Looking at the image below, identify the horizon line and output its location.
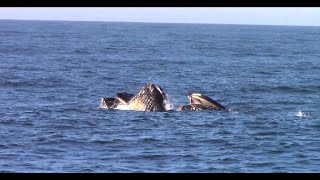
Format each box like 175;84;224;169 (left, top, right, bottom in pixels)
1;18;320;27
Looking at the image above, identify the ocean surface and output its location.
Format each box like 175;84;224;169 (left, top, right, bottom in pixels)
0;20;319;172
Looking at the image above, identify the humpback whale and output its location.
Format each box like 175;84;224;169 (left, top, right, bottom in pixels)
100;83;227;112
99;83;168;112
177;93;227;111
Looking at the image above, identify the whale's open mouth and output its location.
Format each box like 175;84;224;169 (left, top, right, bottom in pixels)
116;92;134;105
188;93;226;110
100;83;168;112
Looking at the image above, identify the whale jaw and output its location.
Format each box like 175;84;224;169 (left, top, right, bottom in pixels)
99;97;119;109
178;93;227;111
127;83;167;112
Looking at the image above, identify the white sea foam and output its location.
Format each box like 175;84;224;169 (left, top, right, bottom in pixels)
115;104;129;111
165;101;174;111
164;95;175;111
295;110;310;118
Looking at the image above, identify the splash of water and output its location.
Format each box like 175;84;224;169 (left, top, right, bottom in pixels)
164;94;175;111
115;104;129;111
295;110;310;118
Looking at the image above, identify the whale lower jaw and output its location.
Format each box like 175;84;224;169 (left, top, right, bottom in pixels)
127;103;166;112
126;99;147;111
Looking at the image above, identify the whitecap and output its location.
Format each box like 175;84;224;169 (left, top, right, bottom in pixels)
295;110;310;118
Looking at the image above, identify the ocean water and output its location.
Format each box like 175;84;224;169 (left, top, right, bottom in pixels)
0;20;319;172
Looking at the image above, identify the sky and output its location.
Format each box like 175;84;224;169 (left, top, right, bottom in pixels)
0;7;320;26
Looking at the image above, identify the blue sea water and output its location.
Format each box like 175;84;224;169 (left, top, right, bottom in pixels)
0;20;320;172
